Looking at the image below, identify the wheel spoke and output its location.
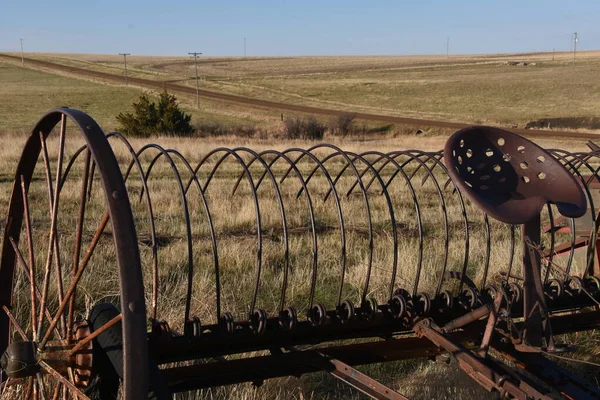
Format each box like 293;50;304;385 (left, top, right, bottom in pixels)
39;361;89;400
25;377;34;400
0;377;10;397
68;313;121;356
2;305;27;341
52;117;67;337
50;382;61;400
39;211;110;349
38;122;68;339
37;373;47;400
9;237;61;339
67;149;91;343
21;175;38;341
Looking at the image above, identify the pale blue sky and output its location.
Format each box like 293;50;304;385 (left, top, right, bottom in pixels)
1;0;598;56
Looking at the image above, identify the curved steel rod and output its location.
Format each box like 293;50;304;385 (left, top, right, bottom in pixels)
137;144;195;326
164;148;220;320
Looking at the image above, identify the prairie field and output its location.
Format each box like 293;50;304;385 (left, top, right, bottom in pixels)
1;51;600;399
14;50;600;130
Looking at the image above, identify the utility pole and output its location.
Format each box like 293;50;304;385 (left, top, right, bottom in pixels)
446;36;449;58
119;53;130;86
20;38;24;66
552;48;555;61
244;37;247;59
573;32;578;66
188;52;202;108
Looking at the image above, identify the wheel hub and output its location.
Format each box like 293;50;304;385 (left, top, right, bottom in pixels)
1;341;40;378
1;321;93;385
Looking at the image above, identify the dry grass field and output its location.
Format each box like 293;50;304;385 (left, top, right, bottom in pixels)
1;52;600;399
1;127;599;399
16;50;600;131
0;61;271;133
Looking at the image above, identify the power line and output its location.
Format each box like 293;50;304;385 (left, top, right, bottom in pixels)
119;53;130;86
188;52;202;108
573;32;578;66
20;38;24;67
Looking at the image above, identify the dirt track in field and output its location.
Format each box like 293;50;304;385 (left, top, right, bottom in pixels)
2;53;599;140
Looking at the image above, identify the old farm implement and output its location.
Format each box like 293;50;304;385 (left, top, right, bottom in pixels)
1;108;600;399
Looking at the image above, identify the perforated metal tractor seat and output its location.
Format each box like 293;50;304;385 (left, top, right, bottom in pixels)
444;126;587;225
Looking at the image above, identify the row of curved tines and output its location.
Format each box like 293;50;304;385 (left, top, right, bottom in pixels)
74;135;600;334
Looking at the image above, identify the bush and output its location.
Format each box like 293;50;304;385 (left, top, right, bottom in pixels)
117;92;193;137
332;112;356;137
195;121;257;138
284;116;327;140
283;117;304;139
303;116;327;140
195;121;229;137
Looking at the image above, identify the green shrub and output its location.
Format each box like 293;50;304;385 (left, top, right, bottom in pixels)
117;92;193;137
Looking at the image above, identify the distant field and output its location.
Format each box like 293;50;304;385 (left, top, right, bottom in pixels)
0;61;276;133
17;51;600;129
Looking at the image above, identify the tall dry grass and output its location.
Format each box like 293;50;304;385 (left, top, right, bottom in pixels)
1;128;598;399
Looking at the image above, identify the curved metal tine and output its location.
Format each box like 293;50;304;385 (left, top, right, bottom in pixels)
332;150;389;305
316;152;368;202
20;175;38;341
373;152;425;297
417;151;445;186
544;204;556;284
106;132;159;320
185;147;257;197
277;147;352;204
384;150;460;297
229;155;264;197
37;119;66;339
353;152;400;301
505;224;516;282
408;150;454;290
58;144;88;193
480;213;492;291
224;148;338;309
302;144;373;306
66;148;91;343
256;149;317;312
137;144;194;327
165;148;220;320
548;149;597;279
191;148;262;317
359;151;443;197
230;147;290;316
398;150;451;296
582;153;600;275
565;150;600;276
403;150;444;187
280;148;345;309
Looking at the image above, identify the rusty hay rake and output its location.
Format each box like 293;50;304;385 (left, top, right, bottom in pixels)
1;108;600;399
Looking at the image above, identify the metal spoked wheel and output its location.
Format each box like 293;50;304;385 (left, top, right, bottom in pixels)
0;109;148;399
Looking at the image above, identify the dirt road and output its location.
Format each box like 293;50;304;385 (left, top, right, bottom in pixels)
1;53;598;139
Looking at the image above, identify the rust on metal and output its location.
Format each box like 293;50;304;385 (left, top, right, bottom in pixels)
1;109;600;399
